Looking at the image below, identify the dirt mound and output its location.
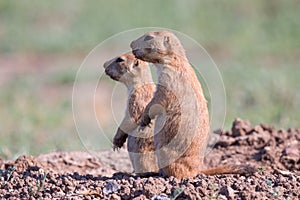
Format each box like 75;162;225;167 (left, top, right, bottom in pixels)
205;118;300;173
0;119;299;199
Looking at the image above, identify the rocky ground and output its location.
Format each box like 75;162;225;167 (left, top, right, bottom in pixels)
0;119;299;199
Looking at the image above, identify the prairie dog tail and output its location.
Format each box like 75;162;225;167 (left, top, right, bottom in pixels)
200;165;257;176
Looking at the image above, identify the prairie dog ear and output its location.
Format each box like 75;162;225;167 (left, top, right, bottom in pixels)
163;36;170;47
133;59;139;68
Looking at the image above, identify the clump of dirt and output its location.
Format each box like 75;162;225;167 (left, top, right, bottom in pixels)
0;119;299;199
205;118;300;173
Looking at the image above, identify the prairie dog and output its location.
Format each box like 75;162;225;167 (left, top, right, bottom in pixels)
103;53;158;174
131;30;256;178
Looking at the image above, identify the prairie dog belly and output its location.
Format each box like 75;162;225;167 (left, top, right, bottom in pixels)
127;121;157;173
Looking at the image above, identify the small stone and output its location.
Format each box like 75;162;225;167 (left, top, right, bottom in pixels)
103;181;120;195
219;186;235;199
218;194;228;200
133;194;147;200
111;193;121;200
274;169;293;176
151;194;170;200
253;125;263;133
231;118;252;137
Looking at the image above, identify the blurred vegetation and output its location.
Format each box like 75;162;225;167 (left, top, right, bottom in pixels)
0;0;299;158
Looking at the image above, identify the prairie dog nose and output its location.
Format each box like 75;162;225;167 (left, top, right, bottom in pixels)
130;40;138;50
104;66;110;73
103;60;110;69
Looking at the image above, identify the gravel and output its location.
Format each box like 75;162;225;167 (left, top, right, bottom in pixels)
0;119;299;199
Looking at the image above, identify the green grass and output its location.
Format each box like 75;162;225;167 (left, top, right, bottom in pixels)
223;63;300;130
0;1;299;157
0;73;82;159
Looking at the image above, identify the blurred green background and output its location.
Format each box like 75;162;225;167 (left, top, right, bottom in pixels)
0;0;299;159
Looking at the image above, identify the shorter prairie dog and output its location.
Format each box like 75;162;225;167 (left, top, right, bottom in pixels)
103;53;158;174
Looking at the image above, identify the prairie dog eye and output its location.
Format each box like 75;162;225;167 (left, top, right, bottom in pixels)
144;35;154;41
116;57;125;63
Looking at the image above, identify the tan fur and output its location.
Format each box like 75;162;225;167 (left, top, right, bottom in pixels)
131;31;210;178
131;30;256;178
200;165;257;175
103;53;158;173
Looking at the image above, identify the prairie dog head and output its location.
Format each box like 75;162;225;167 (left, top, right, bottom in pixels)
130;30;186;64
103;53;151;86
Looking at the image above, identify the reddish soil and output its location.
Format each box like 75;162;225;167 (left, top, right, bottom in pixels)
0;119;299;199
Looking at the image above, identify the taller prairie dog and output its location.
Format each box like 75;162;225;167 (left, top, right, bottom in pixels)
103;53;158;174
131;30;256;178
